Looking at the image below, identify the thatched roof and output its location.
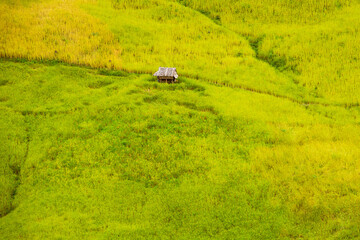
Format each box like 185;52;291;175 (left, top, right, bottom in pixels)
153;67;178;78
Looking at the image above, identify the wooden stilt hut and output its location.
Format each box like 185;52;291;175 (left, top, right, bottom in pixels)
153;67;178;83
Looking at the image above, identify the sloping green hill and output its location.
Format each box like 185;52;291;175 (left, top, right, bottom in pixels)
1;0;360;239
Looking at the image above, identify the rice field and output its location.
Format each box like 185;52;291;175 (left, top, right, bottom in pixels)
1;0;360;238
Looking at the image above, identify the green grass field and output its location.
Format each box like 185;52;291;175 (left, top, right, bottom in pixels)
1;0;360;239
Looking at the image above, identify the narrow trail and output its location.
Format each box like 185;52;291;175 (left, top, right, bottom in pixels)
17;108;83;116
195;76;360;108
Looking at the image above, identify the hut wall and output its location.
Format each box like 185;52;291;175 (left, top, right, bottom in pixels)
157;76;176;83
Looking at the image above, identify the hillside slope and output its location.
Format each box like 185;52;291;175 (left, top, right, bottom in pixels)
1;0;360;239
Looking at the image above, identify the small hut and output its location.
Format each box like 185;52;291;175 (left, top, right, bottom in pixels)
153;67;178;83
